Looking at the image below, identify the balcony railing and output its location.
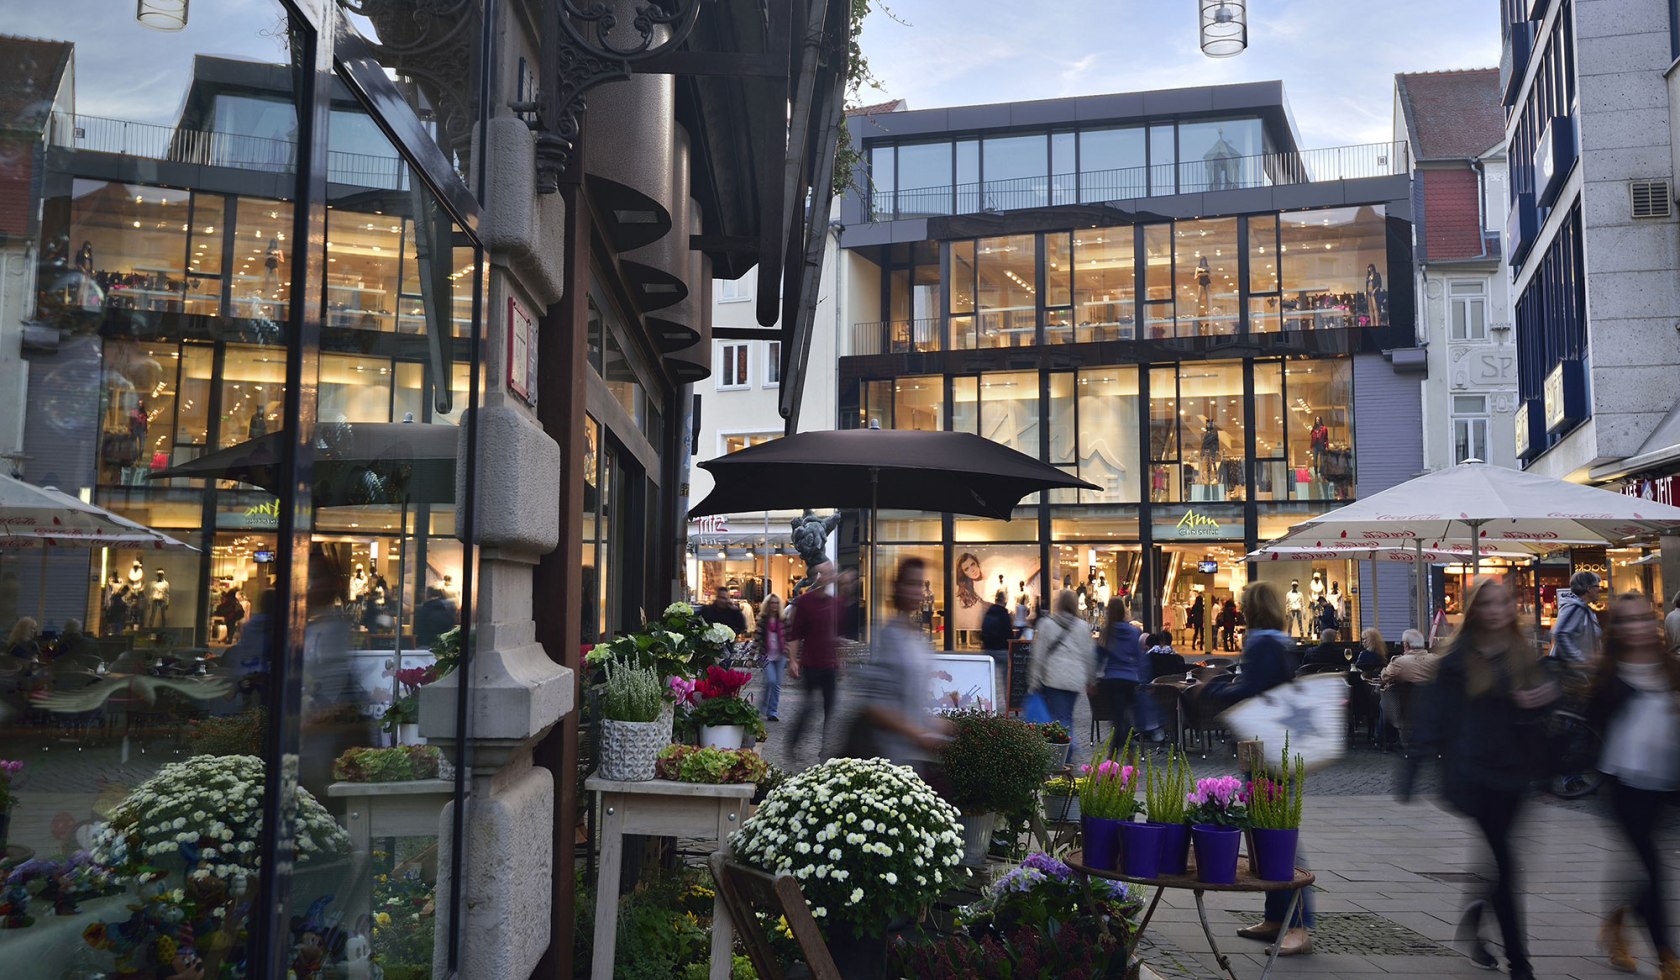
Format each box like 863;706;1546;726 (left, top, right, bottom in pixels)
48;112;408;190
849;318;941;356
871;140;1410;220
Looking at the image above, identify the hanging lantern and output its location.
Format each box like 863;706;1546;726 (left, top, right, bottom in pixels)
1199;0;1247;58
136;0;189;30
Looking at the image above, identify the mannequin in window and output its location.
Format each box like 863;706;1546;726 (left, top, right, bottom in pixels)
262;238;283;296
128;558;146;590
75;241;94;277
148;569;171;628
1200;420;1221;485
1364;263;1384;326
249;406;269;440
1195;256;1212;332
1287;580;1306;636
349;564;369;602
1310;572;1325;600
440;574;459;604
1310;415;1330;478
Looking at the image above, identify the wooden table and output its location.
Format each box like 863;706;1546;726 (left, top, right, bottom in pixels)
586;775;756;980
327;778;454;922
1067;849;1314;980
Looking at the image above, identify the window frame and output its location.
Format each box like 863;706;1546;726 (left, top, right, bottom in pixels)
764;340;782;387
1452;394;1491;463
1449;279;1489;341
716;342;751;390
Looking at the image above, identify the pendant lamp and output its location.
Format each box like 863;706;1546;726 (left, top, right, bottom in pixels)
136;0;189;30
1199;0;1247;58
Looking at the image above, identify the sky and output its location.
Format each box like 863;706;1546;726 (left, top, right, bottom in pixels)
853;0;1502;148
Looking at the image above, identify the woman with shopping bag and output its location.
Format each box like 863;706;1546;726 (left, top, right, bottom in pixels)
1027;589;1096;758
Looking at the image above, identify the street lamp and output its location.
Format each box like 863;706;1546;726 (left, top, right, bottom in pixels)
136;0;189;30
1199;0;1247;58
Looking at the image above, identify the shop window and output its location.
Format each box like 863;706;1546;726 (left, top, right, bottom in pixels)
950;376;978;434
894;375;944;431
1450;280;1488;340
1178;361;1245;502
220;343;288;448
1174;218;1238;337
1248;214;1281;334
862;379;891;429
1077;367;1141;504
60;180;203;317
1280;206;1388;330
231;196;294;321
980;371;1039;458
1047;373;1076;503
951;544;1037;649
320;353;395;423
1073;229;1135;342
718;342;749;389
1078;126;1146;201
724;431;779;454
326;207;402;331
1253;360;1286;500
1141;224;1174;338
1148;366;1180;502
1044;232;1072;309
1286;358;1356;500
975;235;1036;348
1454;395;1490;463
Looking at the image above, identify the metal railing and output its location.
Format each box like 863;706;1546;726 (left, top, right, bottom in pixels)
873;140;1410;220
49;112;408;190
848;318;941;356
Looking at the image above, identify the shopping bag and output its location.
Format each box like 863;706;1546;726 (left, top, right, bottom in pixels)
1022;690;1053;725
1219;674;1346;773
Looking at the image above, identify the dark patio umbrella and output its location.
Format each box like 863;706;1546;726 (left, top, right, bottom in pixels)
151;421;457;506
688;429;1098;521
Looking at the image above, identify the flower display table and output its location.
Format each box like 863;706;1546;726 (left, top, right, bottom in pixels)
585;774;755;980
1067;849;1314;980
326;778;453;923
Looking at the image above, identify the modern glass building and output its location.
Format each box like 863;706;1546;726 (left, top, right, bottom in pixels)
835;83;1424;649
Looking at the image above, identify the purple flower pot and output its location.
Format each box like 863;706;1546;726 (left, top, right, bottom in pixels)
1119;821;1166;879
1250;827;1300;882
1157;822;1191;875
1081;816;1124;872
1191;824;1241;885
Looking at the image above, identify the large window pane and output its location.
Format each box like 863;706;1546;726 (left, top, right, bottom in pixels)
950;240;976;314
1178;118;1266;192
1286;358;1355;500
897;141;953;216
1142;224;1174;338
1254;360;1285;500
976;234;1036;348
1074;229;1135;342
326;205;403;332
1079;126;1146;201
980;370;1039;457
1174;218;1238;337
1149;124;1175;195
951;376;979;434
870;144;895;218
952;545;1041;649
1179;361;1246;501
1051;131;1077;206
1077;367;1141;503
1149;365;1180;502
956;139;980;213
983;134;1048;210
894;375;944;431
1280;205;1389;330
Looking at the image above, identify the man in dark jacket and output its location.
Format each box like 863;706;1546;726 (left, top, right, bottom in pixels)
981;590;1014;704
414;587;457;648
1302;629;1346;668
698;585;748;636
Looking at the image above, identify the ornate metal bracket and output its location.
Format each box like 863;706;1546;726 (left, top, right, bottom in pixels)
535;0;705;193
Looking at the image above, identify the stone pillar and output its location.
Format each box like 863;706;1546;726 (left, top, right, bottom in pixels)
418;106;572;979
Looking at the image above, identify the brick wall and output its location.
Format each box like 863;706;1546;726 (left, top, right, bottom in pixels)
1421;167;1486;260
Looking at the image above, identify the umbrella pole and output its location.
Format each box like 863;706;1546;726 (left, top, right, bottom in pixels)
37;547;47;625
1532;555;1544;655
1414;537;1427;635
1369;556;1380;634
1468;520;1485;577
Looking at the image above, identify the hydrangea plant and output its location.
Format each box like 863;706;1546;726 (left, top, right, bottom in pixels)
584;601;735;680
730;757;963;938
90;754;349;881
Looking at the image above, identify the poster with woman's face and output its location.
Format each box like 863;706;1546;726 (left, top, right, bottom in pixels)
951;545;1042;632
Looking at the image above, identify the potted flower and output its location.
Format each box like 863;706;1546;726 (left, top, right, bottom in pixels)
1033;721;1073;768
654;745;769;785
1144;746;1194;874
596;660;670;781
1076;753;1140;873
332;745;444;783
0;759;20;853
1185;775;1248;884
939;710;1055;866
1040;775;1080;824
730;757;964;979
585;602;737;682
384;665;438;745
1246;737;1306;882
688;666;766;749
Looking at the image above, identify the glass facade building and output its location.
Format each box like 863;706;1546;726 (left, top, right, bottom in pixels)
839;86;1417;651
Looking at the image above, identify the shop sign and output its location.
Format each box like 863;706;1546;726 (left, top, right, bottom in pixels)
1515;401;1532;458
227;499;279;529
690;514;729;544
1619;474;1677;507
507;297;537;407
1157;508;1224;539
1543;360;1585;434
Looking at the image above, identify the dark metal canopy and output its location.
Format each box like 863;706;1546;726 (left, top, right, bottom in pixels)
688;429;1100;521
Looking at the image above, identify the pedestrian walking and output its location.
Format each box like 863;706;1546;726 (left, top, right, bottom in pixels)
1588;593;1680;978
1197;580;1314;955
757;594;787;722
980;589;1014;702
1095;597;1145;739
847;557;952;769
786;565;842;761
1187;593;1205;650
699;584;748;636
1663;589;1680;655
1218;598;1240;652
1550;570;1603;665
1404;577;1558;980
1027;589;1097;756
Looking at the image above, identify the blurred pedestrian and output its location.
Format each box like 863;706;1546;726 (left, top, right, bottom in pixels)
1405;577;1557;980
1095;597;1145;739
1199;581;1313;955
5;617;42;663
216;588;246;644
53;619;96;663
1664;589;1680;655
414;586;456;648
1218;598;1240;652
850;557;951;769
981;589;1013;699
1027;589;1096;754
1588;593;1680;977
787;565;842;761
757;593;786;722
1187;594;1205;650
1354;628;1388;675
699;584;748;636
1551;570;1603;665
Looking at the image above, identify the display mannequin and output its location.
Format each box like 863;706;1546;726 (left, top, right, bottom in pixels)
1329;581;1345;625
1286;580;1306;636
262;238;283;293
440;574;459;604
249;408;269;440
349;564;369;602
1195;256;1211;329
1200;421;1221;486
128;558;145;590
76;241;94;276
1310;572;1325;601
148;569;171;627
1364;263;1384;326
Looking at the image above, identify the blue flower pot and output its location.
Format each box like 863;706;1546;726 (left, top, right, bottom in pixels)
1157;821;1192;875
1119;820;1166;879
1251;827;1300;882
1081;816;1124;872
1191;824;1241;885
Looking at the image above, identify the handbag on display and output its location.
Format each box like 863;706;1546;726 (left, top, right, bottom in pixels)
1219;674;1347;773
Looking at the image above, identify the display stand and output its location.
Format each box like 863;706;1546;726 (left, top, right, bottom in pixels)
327;778;453;924
586;775;756;980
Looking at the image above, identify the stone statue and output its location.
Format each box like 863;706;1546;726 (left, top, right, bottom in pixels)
790;510;841;588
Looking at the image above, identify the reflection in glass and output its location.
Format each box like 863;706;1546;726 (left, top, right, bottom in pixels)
950;376;978;434
1078;126;1146;201
950;544;1038;649
979;371;1038;458
983;135;1048;210
896;141;952;216
1286;358;1355;500
1177;119;1265;192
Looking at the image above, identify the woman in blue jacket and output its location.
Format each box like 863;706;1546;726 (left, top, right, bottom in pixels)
1095;598;1145;742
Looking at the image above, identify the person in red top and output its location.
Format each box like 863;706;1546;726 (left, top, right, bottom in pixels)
787;563;842;762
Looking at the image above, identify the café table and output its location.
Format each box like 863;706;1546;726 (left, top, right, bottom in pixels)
1066;849;1314;980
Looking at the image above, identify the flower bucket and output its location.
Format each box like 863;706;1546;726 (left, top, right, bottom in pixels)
1191;824;1241;885
397;723;423;746
1158;822;1191;875
1081;816;1124;872
699;725;745;750
1119;821;1166;880
1250;827;1299;882
1041;791;1080;824
1047;741;1073;768
598;715;672;781
958;812;998;866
